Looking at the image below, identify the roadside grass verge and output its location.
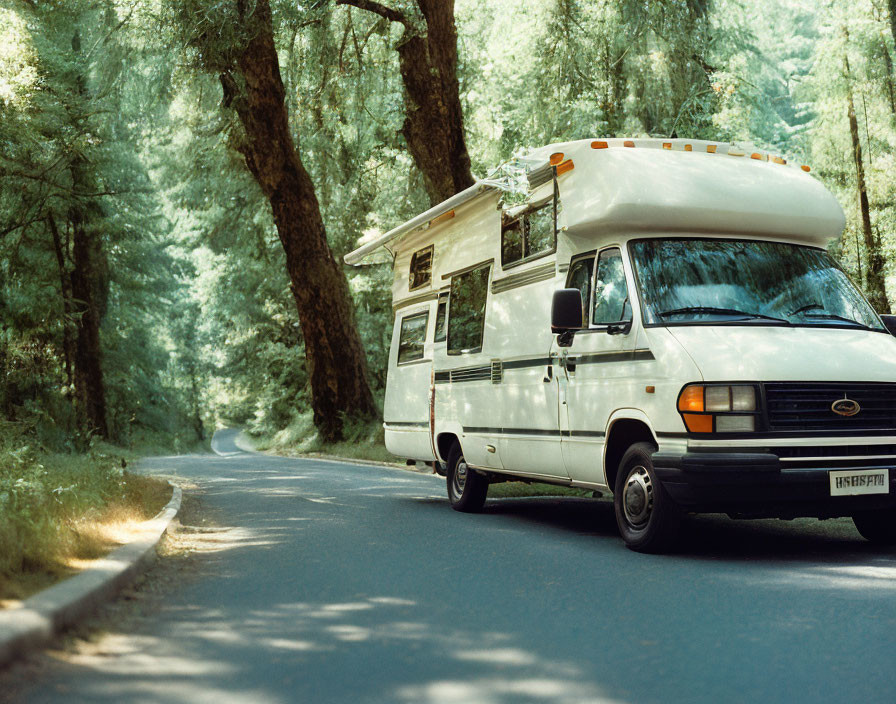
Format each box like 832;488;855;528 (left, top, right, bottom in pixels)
251;414;396;464
488;482;595;499
0;425;172;603
250;415;601;500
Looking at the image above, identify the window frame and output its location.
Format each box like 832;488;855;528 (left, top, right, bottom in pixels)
565;252;596;328
500;196;558;271
591;246;632;327
408;245;434;292
447;262;492;356
396;310;430;365
434;294;449;343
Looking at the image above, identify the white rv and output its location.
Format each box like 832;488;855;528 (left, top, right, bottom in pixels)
345;138;896;552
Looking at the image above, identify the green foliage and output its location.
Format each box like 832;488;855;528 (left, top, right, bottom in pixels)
0;421;137;579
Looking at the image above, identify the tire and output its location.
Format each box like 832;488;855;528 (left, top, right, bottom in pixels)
852;508;896;545
446;443;488;512
613;442;681;553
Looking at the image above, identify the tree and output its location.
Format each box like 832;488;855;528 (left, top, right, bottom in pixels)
336;0;475;205
168;0;376;440
843;27;891;313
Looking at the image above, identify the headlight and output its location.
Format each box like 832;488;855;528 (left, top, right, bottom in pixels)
677;384;759;433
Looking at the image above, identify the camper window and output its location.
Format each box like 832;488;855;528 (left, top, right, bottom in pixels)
435;296;448;343
448;264;491;355
409;245;434;291
566;256;595;327
397;311;429;364
501;203;556;268
593;248;631;325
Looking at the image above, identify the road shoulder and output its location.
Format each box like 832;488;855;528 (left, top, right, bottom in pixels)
0;484;182;668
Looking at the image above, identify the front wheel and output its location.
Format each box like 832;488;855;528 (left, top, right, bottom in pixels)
852;508;896;545
614;442;681;553
446;443;488;512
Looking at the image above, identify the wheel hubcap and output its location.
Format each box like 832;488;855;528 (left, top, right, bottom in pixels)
453;460;468;496
622;465;653;528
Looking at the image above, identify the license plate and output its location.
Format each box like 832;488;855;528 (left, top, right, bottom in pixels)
829;469;890;496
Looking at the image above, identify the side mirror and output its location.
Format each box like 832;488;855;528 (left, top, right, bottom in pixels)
881;314;896;336
552;288;584;347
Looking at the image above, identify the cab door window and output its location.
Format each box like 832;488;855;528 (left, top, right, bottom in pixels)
593;248;632;325
566;256;595;327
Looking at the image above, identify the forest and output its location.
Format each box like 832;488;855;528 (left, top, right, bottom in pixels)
1;0;895;457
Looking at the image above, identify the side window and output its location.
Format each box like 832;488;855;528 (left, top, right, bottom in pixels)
397;311;429;364
434;296;448;343
409;245;433;291
501;203;556;268
566;256;595;327
593;248;632;325
501;219;524;265
447;263;491;355
526;206;554;258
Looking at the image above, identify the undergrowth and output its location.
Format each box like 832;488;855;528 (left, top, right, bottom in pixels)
0;422;172;601
252;413;395;463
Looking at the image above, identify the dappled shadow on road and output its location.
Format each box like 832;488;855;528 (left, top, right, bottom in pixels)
5;594;628;704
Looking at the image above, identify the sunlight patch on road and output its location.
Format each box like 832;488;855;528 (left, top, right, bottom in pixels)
452;648;537;666
321;601;375;613
394;677;627;704
262;637;320;652
326;624;371;642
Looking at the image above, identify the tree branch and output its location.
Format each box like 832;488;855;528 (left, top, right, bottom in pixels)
336;0;408;26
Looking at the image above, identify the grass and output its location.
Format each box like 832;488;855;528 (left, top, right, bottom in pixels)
488;482;597;499
251;413;397;464
251;414;602;499
0;424;172;603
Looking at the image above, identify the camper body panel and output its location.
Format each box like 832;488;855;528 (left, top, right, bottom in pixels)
363;139;896;544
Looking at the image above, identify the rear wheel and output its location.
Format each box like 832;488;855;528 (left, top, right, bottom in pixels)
852;508;896;545
614;442;681;553
446;443;488;512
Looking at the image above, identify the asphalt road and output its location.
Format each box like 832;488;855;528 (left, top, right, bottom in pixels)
4;428;895;703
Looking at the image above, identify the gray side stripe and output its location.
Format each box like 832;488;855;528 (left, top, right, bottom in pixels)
434;349;654;383
491;262;556;294
464;426;606;438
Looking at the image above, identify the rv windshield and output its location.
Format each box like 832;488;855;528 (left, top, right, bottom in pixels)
629;238;886;331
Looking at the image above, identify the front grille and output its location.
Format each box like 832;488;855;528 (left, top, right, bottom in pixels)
765;383;896;432
775;445;896;459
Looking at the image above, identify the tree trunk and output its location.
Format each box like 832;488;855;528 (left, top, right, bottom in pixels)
68;30;109;438
880;35;896;116
844;44;891;313
338;0;475;206
221;0;376;441
48;214;75;388
889;0;896;48
69;211;109;438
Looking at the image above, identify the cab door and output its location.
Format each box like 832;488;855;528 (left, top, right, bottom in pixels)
560;247;636;484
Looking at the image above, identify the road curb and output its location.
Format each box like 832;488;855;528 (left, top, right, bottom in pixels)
0;482;183;668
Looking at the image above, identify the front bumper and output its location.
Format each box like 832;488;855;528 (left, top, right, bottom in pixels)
652;451;896;518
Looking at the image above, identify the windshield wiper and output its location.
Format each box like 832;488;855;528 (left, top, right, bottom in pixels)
657;306;788;323
795;313;874;329
788;303;873;329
